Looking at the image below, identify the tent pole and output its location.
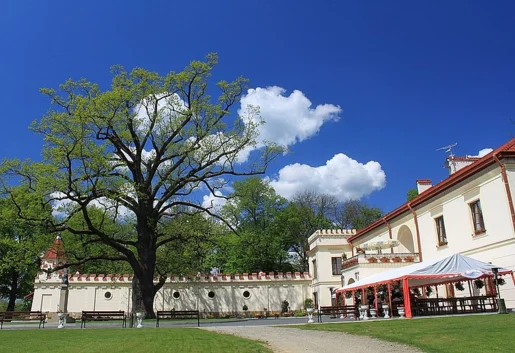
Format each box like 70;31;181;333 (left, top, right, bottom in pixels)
387;282;393;314
403;278;412;318
436;284;439;299
362;288;365;306
467;280;473;296
374;286;378;314
511;272;515;286
487;276;496;297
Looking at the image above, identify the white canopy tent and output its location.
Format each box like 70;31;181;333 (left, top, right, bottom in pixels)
335;253;514;318
336;253;513;292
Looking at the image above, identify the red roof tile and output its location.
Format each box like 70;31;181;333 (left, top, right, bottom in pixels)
43;236;66;260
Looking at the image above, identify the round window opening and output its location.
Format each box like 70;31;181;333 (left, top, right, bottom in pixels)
104;291;112;300
208;291;215;298
173;291;180;299
243;290;250;298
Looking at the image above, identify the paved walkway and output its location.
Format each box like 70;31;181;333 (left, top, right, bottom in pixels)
203;325;421;353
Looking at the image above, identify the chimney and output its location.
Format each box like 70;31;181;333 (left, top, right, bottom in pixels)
445;156;479;175
416;179;432;194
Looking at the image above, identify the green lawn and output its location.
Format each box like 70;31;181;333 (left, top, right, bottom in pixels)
293;314;515;353
0;328;272;353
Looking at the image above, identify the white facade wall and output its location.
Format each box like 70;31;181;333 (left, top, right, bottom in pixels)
32;273;311;317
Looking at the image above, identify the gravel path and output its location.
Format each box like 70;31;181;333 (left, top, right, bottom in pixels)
203;325;422;353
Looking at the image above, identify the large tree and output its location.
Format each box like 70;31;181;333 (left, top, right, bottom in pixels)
0;54;280;316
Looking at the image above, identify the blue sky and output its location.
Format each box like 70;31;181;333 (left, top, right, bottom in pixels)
1;0;515;213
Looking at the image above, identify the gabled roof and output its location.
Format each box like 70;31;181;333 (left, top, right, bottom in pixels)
348;138;515;243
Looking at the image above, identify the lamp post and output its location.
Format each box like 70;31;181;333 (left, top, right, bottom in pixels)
492;267;507;314
58;267;69;328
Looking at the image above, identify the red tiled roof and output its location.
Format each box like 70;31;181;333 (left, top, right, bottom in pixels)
416;179;432;184
348;138;515;242
43;236;66;260
452;156;480;161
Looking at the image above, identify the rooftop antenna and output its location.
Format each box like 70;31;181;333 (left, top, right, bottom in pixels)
437;143;458;173
436;142;457;158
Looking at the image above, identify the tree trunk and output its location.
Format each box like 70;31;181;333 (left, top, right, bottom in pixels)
131;274;157;319
7;268;19;311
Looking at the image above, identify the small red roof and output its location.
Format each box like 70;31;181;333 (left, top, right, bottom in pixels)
43;236;66;260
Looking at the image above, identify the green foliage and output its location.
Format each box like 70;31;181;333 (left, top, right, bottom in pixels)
217;177;292;273
407;189;418;202
281;300;289;313
242;304;248;311
0;195;53;310
304;298;314;309
0;54;282;315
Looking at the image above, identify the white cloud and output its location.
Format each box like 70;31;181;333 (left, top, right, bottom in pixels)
238;86;341;161
268;153;386;202
201;191;228;214
468;148;493;158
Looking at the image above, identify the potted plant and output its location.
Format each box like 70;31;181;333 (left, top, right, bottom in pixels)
392;256;402;263
405;256;415;262
474;279;484;289
495;278;506;286
425;286;433;297
57;309;67;329
345;291;352;299
304;299;314;323
281;300;289;314
397;305;406;318
455;282;465;291
367;257;378;263
380;257;390;263
412;288;421;296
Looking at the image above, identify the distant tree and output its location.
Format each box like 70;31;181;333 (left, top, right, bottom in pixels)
0;194;52;311
407;188;418;202
274;191;334;272
333;200;383;230
220;177;291;273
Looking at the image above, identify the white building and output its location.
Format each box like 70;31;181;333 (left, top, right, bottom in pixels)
31;138;515;315
32;237;311;317
338;138;515;308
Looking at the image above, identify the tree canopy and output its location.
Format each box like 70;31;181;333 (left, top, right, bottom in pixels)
0;53;281;315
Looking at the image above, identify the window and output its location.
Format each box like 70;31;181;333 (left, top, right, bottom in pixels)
312;260;318;279
173;291;180;299
208;291;215;298
331;257;342;275
435;216;447;245
470;200;486;235
104;291;112;300
243;290;250;298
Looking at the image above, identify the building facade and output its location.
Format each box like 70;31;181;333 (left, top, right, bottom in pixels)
31;138;515;315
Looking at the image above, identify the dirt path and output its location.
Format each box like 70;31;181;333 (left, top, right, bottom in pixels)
203;325;422;353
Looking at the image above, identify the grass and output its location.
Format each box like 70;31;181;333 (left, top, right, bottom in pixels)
293;314;515;353
0;328;272;353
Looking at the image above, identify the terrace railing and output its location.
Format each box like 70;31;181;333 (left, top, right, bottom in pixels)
342;252;420;270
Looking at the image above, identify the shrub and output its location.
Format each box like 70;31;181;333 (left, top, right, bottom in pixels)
304;298;314;309
281;300;289;313
242;304;248;311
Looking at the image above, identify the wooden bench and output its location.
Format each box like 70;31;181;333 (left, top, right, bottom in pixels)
81;310;126;328
156;310;200;327
0;311;46;329
318;305;358;322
